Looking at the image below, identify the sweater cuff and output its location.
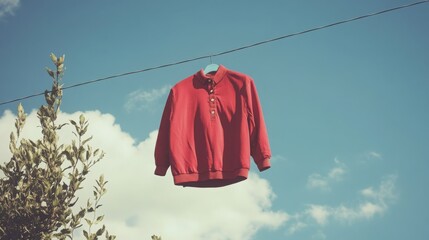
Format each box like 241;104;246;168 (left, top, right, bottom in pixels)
155;166;169;176
256;158;271;172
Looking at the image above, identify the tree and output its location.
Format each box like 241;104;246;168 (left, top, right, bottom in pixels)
0;53;115;240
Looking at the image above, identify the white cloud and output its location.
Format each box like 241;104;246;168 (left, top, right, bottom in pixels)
0;0;20;18
287;221;307;235
307;205;330;225
306;158;346;191
124;85;170;112
328;166;345;180
270;154;287;163
285;174;397;236
0;109;288;240
307;175;397;225
360;175;397;202
369;151;382;159
365;151;383;160
360;202;384;218
361;187;377;198
332;203;381;222
307;174;329;191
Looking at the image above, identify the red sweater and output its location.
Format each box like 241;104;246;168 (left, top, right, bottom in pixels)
154;65;271;187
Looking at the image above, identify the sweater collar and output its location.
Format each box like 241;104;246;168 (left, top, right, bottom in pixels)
197;65;227;84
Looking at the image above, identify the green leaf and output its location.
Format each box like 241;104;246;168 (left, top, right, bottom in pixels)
78;208;86;218
17;103;25;118
79;149;86;162
93;149;100;156
10;132;16;143
50;52;58;63
85;218;92;226
80;125;88;136
95;215;104;224
58;54;65;64
69;197;79;207
46;67;55;78
79;114;85;126
70;120;77;126
61;228;71;234
57;123;68;130
99;175;105;185
96;225;105;236
82;165;89;175
82;136;93;146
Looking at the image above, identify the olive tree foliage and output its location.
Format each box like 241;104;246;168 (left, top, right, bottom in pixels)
0;54;115;240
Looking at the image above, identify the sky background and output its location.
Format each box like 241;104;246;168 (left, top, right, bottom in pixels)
1;0;429;239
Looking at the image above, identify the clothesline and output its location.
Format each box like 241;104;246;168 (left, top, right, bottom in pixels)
1;0;428;107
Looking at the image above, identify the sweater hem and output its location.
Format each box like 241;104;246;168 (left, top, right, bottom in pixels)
173;168;249;188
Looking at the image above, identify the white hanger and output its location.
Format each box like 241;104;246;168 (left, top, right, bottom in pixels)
204;55;219;75
204;63;219;75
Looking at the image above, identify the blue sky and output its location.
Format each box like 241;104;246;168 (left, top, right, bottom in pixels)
1;1;429;239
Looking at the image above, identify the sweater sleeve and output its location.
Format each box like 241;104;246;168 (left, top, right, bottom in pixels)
247;79;272;172
154;90;174;176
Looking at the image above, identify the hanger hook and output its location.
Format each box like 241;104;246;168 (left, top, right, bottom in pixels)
209;55;213;64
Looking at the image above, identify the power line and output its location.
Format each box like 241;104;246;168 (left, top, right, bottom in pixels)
1;0;428;107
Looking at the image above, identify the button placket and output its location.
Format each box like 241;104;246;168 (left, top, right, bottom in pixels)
207;79;216;119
